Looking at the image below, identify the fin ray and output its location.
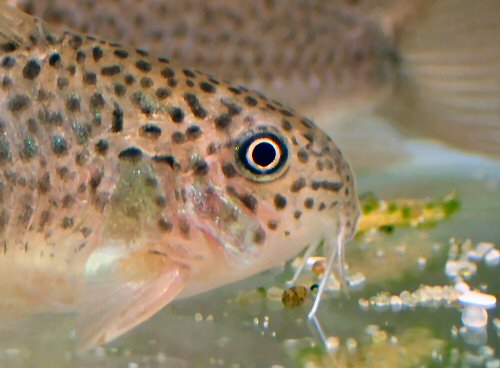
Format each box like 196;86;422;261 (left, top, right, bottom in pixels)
380;0;500;156
77;249;187;351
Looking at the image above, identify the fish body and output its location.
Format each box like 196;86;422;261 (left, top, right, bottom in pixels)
15;0;500;162
0;5;359;348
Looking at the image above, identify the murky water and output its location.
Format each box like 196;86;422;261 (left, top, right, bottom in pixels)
0;139;498;367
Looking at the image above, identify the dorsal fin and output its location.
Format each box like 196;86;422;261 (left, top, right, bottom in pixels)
0;2;58;50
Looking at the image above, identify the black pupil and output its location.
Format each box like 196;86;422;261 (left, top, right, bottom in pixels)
252;141;277;167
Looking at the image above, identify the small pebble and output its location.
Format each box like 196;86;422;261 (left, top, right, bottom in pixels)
345;338;357;353
282;286;307;307
325;336;339;352
461;306;488;329
458;291;496;309
484;248;499;266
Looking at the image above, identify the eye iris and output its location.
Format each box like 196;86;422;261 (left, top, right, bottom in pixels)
252;141;277;167
236;130;289;181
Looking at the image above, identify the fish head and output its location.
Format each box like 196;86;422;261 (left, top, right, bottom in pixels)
181;88;360;276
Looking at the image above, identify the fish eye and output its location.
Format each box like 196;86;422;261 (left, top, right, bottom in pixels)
236;130;290;181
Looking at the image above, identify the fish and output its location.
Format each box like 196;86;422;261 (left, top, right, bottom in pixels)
0;4;360;350
13;0;500;167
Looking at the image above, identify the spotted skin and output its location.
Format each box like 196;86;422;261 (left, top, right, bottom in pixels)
0;5;359;348
14;0;404;111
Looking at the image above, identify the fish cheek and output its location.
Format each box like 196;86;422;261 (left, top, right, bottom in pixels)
186;181;264;260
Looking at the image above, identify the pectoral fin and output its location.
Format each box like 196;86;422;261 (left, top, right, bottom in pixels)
77;249;188;351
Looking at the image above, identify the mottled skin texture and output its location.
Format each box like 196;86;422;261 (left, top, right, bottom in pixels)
0;6;359;348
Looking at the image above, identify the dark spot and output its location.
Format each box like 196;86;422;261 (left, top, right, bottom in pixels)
301;118;314;129
101;65;121;76
89;170;103;190
169;107;184;123
124;74;135;85
51;135;69;156
136;49;149;57
76;50;86;63
0;139;10;164
319;202;326;211
118;147;143;162
297;149;309;163
83;72;97;85
199;81;216;93
253;227;266;244
0;209;9;233
214;113;231;130
303;132;314;143
8;94;30;112
311;180;343;192
1;42;18;52
155;87;170;100
95;139;108;155
81;227;92;238
172;131;186;144
158;57;169;63
69;35;83;50
90;93;105;109
22;136;37;160
227;186;258;212
17;203;33;226
266;103;276;111
111;105;124;132
1;76;12;90
72;122;91;144
62;194;75;208
280;109;293;117
184;93;207;118
161;67;175;79
221;99;242;115
75;149;90;166
131;91;154;115
57;76;69;90
114;49;129;58
135;59;152;72
158;218;172;232
22;60;41;80
222;162;237;178
1;56;15;69
152;155;179;170
192;159;209;176
183;69;196;78
64;63;76;75
48;53;61;67
66;95;81;112
185;125;202;140
186;79;195;88
62;217;74;229
140;123;162;138
274;194;287;209
267;220;278;230
179;218;190;237
304;198;314;209
281;120;292;131
92;46;103;62
293;210;302;219
167;78;178;88
155;195;167;207
244;96;258;106
291;177;307;192
207;142;217;155
228;86;242;95
140;77;153;88
114;83;126;96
